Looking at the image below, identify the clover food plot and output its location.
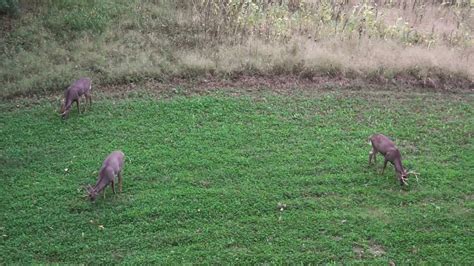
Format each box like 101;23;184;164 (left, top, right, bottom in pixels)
1;90;472;263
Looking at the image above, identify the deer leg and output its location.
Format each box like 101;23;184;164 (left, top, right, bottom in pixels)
382;159;388;175
118;171;123;193
76;100;81;114
111;181;115;194
369;149;377;165
84;94;91;112
82;96;87;113
103;188;106;199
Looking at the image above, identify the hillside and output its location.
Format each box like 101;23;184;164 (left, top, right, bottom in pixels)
1;0;473;98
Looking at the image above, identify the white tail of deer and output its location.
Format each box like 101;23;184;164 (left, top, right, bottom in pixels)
60;78;92;119
86;151;125;201
368;134;418;186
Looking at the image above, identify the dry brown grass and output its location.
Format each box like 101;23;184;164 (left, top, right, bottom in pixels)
180;36;474;81
0;0;472;98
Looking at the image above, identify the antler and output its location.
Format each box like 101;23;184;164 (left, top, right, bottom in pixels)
82;185;94;194
400;176;409;186
407;170;420;184
80;185;90;198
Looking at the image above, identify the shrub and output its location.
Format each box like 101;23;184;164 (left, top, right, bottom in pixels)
0;0;19;16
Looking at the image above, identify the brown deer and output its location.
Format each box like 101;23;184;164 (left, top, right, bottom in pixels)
369;134;417;186
60;78;92;119
86;151;125;201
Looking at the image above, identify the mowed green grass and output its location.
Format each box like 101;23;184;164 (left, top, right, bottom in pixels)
1;90;473;263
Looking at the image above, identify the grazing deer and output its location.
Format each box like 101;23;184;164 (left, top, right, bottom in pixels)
369;134;417;186
86;151;125;201
60;78;92;119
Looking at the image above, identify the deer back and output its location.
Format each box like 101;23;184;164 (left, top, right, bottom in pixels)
370;134;397;155
63;78;92;110
98;151;125;183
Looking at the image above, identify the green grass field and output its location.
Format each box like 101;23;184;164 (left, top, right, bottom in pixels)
1;88;473;263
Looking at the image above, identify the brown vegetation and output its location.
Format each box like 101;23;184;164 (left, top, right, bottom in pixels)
0;0;472;98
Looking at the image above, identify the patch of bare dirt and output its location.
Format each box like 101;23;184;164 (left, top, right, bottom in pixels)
163;74;473;94
368;243;386;257
353;241;387;259
353;246;365;259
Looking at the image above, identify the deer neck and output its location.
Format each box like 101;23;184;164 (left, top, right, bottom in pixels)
63;100;71;110
64;90;77;109
394;158;405;174
93;175;109;193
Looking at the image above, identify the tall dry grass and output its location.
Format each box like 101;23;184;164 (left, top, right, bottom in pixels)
0;0;472;97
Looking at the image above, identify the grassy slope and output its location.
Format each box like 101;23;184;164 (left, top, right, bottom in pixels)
1;89;473;263
1;1;473;98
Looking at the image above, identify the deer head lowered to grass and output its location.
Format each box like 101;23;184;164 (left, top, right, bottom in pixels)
368;134;419;186
86;151;125;201
60;78;92;119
